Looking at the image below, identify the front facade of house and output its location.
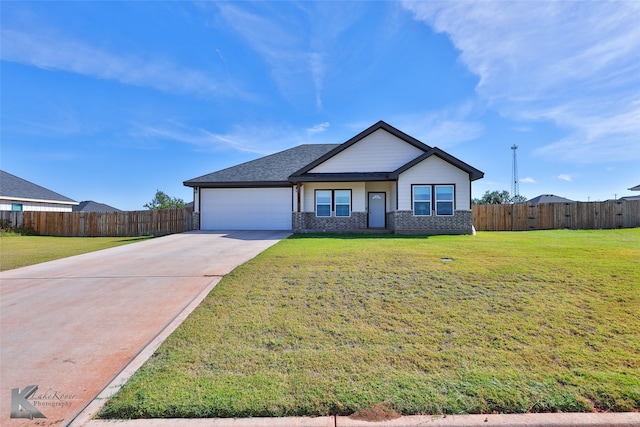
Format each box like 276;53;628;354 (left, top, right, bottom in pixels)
184;121;483;234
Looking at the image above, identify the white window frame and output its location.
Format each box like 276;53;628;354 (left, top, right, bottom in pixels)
315;190;332;217
412;185;432;216
435;185;455;216
334;190;351;217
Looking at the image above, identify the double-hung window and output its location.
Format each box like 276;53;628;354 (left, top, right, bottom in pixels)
316;190;332;217
435;185;454;216
334;190;351;217
413;185;432;216
315;190;351;217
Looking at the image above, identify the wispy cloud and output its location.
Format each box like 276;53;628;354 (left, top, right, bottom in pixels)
520;177;536;184
558;174;573;182
387;103;484;148
401;1;640;163
306;122;330;135
131;121;312;155
216;3;362;110
1;28;244;99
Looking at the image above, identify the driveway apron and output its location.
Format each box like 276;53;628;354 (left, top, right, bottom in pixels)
1;231;290;426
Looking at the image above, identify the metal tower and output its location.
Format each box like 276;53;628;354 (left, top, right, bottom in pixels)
511;144;519;201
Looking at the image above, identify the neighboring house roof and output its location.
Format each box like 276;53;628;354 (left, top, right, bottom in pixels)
527;194;574;203
0;170;77;204
73;201;121;212
185;120;484;187
618;195;640;201
184;144;338;188
629;184;640;191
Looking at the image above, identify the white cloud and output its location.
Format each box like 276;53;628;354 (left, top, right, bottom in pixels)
0;28;243;99
216;3;362;110
401;1;640;163
558;174;573;182
306;122;330;135
131;121;311;155
520;177;536;184
388;103;484;147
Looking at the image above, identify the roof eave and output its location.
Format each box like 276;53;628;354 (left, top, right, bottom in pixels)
184;181;292;189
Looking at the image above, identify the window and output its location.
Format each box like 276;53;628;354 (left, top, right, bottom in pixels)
413;185;455;216
316;190;331;217
413;185;431;216
315;189;352;217
435;185;454;215
334;190;351;217
11;203;23;211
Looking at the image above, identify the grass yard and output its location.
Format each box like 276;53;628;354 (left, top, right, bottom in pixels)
100;229;640;418
0;233;153;271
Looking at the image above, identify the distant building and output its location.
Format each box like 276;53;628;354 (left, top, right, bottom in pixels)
527;194;574;204
618;195;640;201
0;170;78;212
73;201;121;213
629;184;640;191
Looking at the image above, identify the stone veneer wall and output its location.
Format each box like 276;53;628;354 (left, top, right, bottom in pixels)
388;210;473;235
292;212;367;233
192;211;200;230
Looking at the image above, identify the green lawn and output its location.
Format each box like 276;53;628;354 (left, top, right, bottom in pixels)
100;229;640;418
0;233;153;271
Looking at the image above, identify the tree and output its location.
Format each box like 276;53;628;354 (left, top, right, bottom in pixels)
144;190;186;210
473;190;527;205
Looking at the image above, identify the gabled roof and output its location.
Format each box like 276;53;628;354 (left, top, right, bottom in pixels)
289;121;431;178
73;201;121;212
629;184;640;191
0;170;77;204
184;144;339;188
527;194;574;204
185;121;484;187
389;147;484;181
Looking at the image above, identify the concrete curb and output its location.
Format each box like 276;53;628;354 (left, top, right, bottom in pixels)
68;277;222;427
81;412;640;427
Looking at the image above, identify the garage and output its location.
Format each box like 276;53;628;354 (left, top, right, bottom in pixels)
200;187;292;230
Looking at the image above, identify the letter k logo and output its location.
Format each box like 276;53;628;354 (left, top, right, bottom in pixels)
11;385;46;419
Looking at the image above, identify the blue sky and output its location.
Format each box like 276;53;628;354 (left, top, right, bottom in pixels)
2;1;639;210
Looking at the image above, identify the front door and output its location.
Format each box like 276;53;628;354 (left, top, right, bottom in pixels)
368;192;386;228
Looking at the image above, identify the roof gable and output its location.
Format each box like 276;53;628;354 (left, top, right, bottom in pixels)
527;194;574;203
0;170;77;204
290;121;431;176
390;147;484;181
73;201;121;212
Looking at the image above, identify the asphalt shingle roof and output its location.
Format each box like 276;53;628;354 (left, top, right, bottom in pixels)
0;170;77;203
72;201;121;212
184;144;339;187
527;194;574;204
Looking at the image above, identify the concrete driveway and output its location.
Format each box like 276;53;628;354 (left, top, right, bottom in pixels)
0;230;290;426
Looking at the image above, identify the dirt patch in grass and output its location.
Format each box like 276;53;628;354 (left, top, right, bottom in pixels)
349;403;401;421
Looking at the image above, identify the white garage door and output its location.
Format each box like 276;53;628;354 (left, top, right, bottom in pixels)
200;188;292;230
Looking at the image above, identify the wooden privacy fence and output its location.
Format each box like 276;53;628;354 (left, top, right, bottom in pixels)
472;200;640;231
1;207;193;237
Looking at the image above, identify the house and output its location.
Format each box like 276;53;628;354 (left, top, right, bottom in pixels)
73;200;121;212
629;184;640;191
0;170;78;212
184;121;484;234
527;194;574;204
